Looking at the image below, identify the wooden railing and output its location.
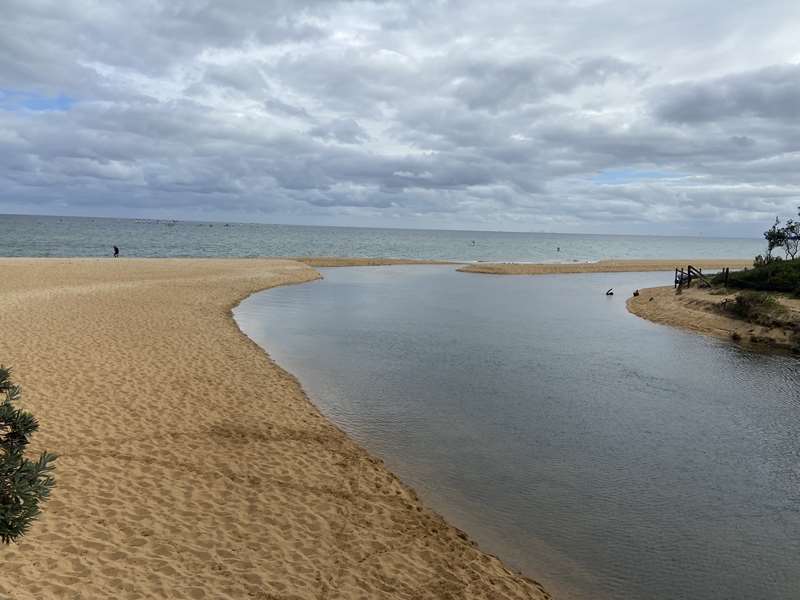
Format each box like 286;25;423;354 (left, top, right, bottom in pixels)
674;265;727;288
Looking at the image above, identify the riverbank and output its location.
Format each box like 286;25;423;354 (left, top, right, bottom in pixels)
627;285;800;352
458;259;752;275
0;258;548;600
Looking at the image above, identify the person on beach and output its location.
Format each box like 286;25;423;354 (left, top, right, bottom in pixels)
113;245;119;258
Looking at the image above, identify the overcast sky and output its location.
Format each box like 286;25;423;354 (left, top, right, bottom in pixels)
2;0;799;235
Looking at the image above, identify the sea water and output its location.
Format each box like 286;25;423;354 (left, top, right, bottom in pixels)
1;214;763;262
235;265;800;600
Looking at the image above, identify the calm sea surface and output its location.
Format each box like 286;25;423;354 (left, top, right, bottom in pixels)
1;214;762;262
235;266;800;600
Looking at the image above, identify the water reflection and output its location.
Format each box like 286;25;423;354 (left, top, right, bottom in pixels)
235;266;800;600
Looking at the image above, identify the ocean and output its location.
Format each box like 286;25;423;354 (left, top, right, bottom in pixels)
1;214;763;262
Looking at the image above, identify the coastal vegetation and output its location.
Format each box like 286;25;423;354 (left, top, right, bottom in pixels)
714;259;800;295
711;208;800;295
0;367;56;544
694;210;800;350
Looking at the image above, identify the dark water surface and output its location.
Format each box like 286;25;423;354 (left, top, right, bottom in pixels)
234;266;800;600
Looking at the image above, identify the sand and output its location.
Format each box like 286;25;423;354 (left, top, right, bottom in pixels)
294;257;458;267
627;285;800;351
0;258;549;600
458;259;752;275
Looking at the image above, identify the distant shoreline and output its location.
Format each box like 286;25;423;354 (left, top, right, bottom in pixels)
457;258;752;275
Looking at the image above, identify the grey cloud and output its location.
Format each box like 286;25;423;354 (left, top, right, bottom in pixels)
201;62;271;94
653;64;800;123
2;0;800;235
309;118;369;144
449;55;644;111
264;98;311;119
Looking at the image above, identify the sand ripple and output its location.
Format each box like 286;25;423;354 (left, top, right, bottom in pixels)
0;258;548;600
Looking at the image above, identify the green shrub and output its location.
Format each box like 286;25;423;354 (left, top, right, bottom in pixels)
720;292;790;331
713;258;800;294
0;367;56;544
726;291;780;318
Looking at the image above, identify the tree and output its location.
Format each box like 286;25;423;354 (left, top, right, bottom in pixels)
764;217;787;260
0;367;56;544
762;208;800;261
784;212;800;260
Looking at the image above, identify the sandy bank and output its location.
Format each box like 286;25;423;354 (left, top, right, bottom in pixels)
0;258;548;600
627;285;800;351
458;259;752;275
294;257;459;267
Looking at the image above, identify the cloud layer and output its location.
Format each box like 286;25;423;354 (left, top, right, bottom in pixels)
2;0;800;235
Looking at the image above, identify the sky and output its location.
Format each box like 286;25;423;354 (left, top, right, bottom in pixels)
1;0;799;236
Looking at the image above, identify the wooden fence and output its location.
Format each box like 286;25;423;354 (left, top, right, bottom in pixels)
674;265;728;288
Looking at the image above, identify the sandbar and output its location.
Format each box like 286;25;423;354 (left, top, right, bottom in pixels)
458;259;752;275
0;258;549;600
293;257;459;267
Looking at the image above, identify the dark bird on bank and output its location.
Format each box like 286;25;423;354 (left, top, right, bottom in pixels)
633;289;640;297
606;288;614;296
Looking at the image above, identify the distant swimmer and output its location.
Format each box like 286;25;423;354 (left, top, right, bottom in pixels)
606;288;614;296
113;245;119;258
471;240;476;246
557;247;560;252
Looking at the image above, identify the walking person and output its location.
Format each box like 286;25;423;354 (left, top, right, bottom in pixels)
113;245;119;258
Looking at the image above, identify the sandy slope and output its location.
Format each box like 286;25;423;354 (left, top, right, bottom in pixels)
0;258;548;600
458;259;752;275
627;285;800;351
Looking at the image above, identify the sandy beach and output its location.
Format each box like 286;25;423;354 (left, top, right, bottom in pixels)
458;259;752;275
0;258;549;600
628;285;800;351
294;257;459;267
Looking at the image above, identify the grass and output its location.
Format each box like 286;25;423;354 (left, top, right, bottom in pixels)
723;291;785;324
713;258;800;295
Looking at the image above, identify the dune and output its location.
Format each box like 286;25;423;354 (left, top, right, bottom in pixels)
0;258;549;600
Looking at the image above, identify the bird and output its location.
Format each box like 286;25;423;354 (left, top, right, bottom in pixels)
606;288;614;296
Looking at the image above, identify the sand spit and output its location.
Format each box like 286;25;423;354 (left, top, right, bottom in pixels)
0;258;549;600
294;257;459;267
458;259;752;275
628;285;800;351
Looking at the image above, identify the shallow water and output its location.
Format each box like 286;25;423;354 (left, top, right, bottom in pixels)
1;213;762;262
235;266;800;600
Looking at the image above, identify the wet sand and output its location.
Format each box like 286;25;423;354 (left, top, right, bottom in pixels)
458;259;752;275
0;258;549;600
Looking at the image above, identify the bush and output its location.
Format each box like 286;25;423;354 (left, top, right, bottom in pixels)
713;258;800;294
0;367;56;544
753;254;782;268
726;291;781;319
